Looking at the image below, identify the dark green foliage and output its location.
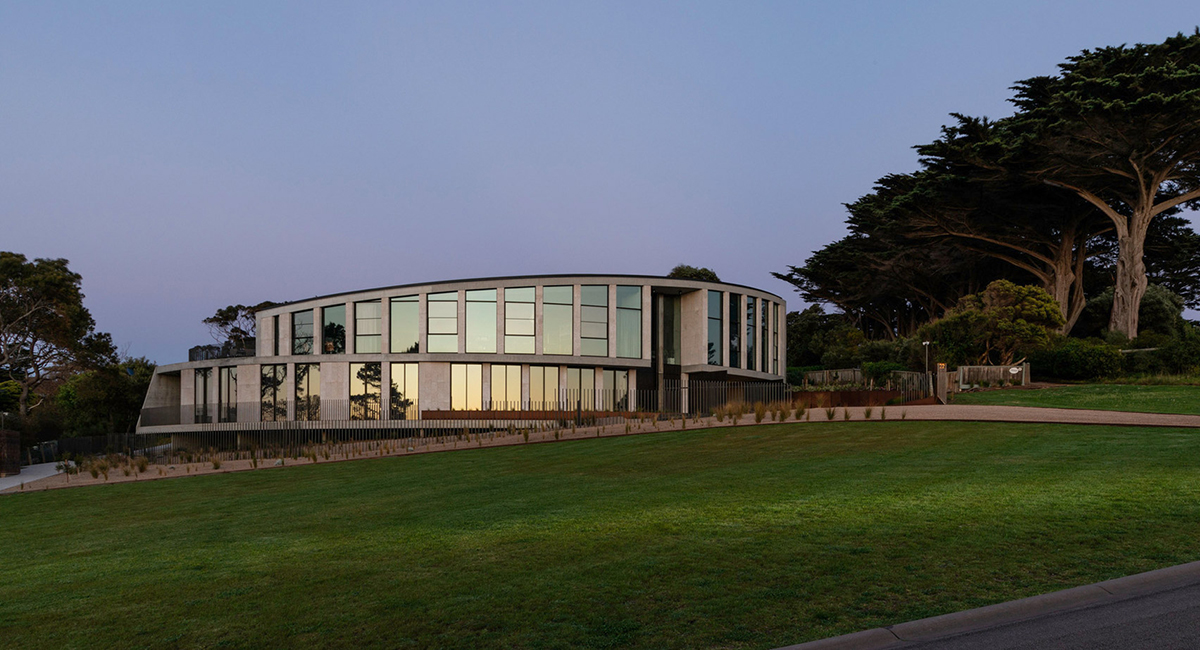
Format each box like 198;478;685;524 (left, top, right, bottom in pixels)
55;357;156;437
203;301;277;348
665;265;720;282
920;281;1065;366
861;361;906;384
1072;285;1187;340
1028;338;1124;380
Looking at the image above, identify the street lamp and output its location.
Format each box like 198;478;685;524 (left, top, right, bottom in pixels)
1;411;8;431
922;341;931;374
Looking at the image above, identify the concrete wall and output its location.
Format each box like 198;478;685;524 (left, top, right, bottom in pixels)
422;362;451;410
681;289;706;367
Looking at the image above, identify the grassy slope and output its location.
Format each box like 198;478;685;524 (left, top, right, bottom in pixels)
953;384;1200;415
4;421;1200;649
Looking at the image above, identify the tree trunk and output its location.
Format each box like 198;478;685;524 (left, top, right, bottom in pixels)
1108;231;1148;338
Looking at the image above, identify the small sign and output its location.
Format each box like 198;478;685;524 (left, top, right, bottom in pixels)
936;363;946;370
1009;367;1021;375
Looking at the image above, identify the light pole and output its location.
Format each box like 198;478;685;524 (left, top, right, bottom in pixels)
1;411;7;431
922;341;931;374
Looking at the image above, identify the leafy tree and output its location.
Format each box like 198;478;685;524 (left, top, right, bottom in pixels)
56;357;155;437
667;265;720;282
203;301;276;349
1008;30;1200;337
1072;284;1186;340
0;252;115;417
920;280;1065;366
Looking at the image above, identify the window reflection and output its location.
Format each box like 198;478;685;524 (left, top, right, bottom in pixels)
504;287;535;354
292;311;313;355
296;363;321;421
389;362;419;419
529;365;560;410
728;294;741;368
566;366;596;410
355;301;382;353
218;366;237;422
601;368;629;411
615;286;641;359
465;289;496;353
542;286;573;356
581;285;608;357
746;297;757;371
489;364;522;410
772;302;780;374
260;364;287;422
762;299;770;373
708;290;723;365
323;305;345;354
194;368;211;423
450;363;482;410
350;362;381;420
390;295;419;354
428;291;459;353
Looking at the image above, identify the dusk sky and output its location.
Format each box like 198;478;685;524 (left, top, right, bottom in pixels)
3;1;1197;363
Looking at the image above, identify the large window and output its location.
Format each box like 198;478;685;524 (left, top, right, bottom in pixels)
350;362;381;420
566;367;596;410
390;295;419;354
490;364;521;410
746;297;757;372
292;310;313;355
218;366;237;422
465;289;497;353
662;294;681;365
728;294;741;369
615;286;641;359
355;301;382;353
389;362;419;419
581;285;608;357
772;302;779;374
601;368;629;411
451;363;483;411
504;287;535;354
542;286;573;355
194;368;211;424
428;291;459;353
762;300;770;373
323;305;345;354
260;364;286;422
708;290;723;365
296;363;320;421
529;365;560;409
272;315;280;356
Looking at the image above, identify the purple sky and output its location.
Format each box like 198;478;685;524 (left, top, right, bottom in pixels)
3;2;1196;364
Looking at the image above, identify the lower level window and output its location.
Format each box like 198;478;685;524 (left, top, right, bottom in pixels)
296;363;320;421
529;365;560;410
451;363;483;411
350;363;381;420
490;364;521;410
389;363;419;420
261;365;287;422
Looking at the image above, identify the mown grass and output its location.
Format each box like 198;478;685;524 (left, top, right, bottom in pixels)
4;421;1200;648
953;383;1200;415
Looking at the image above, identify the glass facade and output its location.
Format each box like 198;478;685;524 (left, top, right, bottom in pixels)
350;362;381;420
615;285;642;359
728;294;741;368
389;295;419;354
504;287;535;354
762;300;770;372
295;363;320;421
389;362;419;419
708;290;722;365
746;297;757;372
194;367;211;423
323;304;345;354
529;365;559;409
601;368;629;410
292;310;313;355
567;366;596;409
490;364;521;410
465;289;497;353
542;286;573;355
428;291;459;353
772;302;779;374
662;294;681;365
272;315;280;356
218;366;237;422
581;285;608;357
451;363;482;411
355;300;382;353
260;364;286;422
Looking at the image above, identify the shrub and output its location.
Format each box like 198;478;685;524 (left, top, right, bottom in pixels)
211;457;221;470
754;402;766;424
825;407;835;420
1029;338;1123;380
863;406;873;420
861;361;905;386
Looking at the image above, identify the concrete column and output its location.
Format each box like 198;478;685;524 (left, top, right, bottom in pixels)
345;301;356;354
257;315;271;357
421;362;451;411
208;367;220;422
628;368;638;411
721;292;730;369
238;364;260;423
496;290;506;354
314;307;325;356
280;312;293;358
482;363;492;409
681;372;689;415
380;360;392;419
457;292;466;354
180;369;195;424
320;361;349;420
521;364;530;409
380;297;390;355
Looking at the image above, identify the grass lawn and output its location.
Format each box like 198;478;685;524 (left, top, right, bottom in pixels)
953;383;1200;415
5;421;1200;649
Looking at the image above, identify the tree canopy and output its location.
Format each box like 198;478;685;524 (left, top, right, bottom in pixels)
203;301;276;350
667;265;721;282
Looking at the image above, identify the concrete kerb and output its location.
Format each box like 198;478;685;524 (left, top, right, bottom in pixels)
778;560;1200;649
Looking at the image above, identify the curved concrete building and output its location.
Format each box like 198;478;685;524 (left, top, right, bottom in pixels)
138;275;785;434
